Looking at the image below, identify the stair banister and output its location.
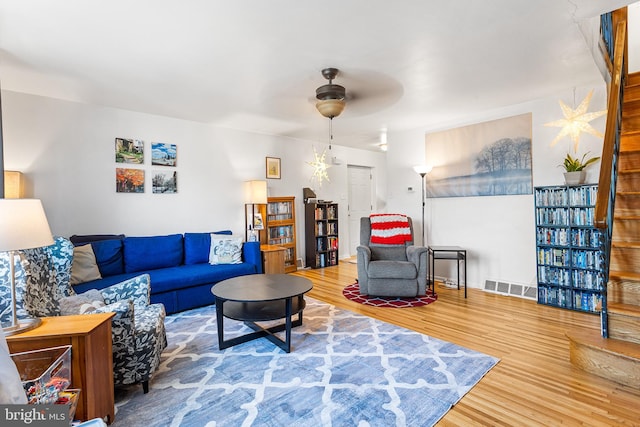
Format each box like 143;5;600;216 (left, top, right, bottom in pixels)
594;11;627;338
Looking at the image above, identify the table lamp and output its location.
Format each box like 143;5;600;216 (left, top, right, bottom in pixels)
0;199;54;335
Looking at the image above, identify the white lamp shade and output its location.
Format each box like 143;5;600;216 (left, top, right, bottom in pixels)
0;199;54;252
413;165;433;175
244;180;268;204
4;171;24;199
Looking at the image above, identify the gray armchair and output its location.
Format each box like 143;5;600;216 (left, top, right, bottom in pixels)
356;216;429;297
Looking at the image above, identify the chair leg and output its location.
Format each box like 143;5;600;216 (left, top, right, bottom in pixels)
142;381;149;394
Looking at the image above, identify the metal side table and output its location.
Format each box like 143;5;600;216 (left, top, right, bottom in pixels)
428;246;467;298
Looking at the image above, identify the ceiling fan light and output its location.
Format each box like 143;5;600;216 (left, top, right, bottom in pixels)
316;99;345;118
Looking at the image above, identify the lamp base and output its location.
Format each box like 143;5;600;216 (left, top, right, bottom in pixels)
2;317;42;336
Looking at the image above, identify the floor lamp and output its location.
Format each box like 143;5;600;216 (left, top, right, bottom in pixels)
413;165;432;247
244;180;268;243
0;199;54;336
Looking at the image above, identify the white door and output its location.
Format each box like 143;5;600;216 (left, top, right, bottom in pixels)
348;165;373;257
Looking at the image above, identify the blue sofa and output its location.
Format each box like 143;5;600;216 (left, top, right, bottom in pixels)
70;232;262;314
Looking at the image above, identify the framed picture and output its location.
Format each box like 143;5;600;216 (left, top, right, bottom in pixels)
152;170;177;194
116;168;145;193
425;113;532;198
151;142;177;167
115;138;144;164
266;157;281;179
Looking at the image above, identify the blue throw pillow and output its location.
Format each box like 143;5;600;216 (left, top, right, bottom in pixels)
124;234;184;273
91;239;124;276
184;231;233;265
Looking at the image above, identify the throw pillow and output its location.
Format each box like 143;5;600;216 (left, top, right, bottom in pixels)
209;235;243;265
70;244;102;285
59;289;105;315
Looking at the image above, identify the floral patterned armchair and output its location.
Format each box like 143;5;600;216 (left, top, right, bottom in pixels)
0;237;167;393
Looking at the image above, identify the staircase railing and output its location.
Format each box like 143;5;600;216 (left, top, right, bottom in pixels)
594;8;627;338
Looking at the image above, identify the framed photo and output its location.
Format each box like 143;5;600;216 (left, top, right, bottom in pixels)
425;113;532;198
151;142;177;166
116;168;145;193
152;170;177;194
115;138;144;164
266;157;281;179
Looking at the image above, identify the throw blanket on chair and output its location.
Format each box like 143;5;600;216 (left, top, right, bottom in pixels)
369;214;412;245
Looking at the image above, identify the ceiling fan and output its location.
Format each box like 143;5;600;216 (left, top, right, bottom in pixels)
315;67;346;119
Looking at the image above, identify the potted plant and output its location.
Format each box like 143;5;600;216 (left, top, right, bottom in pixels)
560;152;600;185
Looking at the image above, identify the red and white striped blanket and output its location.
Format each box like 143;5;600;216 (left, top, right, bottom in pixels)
369;214;412;245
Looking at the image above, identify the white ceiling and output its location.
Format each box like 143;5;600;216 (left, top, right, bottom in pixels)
0;0;634;151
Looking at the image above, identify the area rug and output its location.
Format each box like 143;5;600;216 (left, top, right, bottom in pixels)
112;298;498;427
343;282;437;308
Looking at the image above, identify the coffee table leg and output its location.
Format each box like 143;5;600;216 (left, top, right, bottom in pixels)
284;297;292;353
216;298;225;349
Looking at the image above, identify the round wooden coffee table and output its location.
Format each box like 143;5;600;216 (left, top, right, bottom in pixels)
211;274;313;353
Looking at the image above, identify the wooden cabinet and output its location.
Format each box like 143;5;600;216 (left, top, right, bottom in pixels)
7;313;115;424
305;202;339;268
261;244;286;274
534;185;604;313
263;197;297;273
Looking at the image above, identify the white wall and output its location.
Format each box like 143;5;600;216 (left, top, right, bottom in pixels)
386;84;608;289
1;90;386;263
2;82;608;286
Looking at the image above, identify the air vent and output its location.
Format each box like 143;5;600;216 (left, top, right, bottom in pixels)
484;279;536;300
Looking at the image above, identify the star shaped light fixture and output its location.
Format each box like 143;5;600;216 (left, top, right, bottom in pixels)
544;89;607;152
307;147;331;186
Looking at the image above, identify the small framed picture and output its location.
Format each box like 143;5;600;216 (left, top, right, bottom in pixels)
266;157;281;179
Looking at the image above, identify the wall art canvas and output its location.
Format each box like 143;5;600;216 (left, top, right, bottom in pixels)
152;170;177;194
425;113;532;198
115;138;144;164
116;168;145;193
152;142;177;166
266;157;281;179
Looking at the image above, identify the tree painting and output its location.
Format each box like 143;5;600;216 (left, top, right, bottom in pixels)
425;113;532;198
116;168;144;193
152;171;177;193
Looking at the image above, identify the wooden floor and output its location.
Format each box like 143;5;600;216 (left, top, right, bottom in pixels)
292;261;640;426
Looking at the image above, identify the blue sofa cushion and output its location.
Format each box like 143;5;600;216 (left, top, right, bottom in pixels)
124;234;184;273
184;231;233;265
91;239;124;276
148;263;257;294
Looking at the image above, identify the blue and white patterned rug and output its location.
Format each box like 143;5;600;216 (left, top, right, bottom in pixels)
112;299;498;427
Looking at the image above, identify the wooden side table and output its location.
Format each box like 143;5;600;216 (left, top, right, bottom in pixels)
261;244;286;274
7;312;115;424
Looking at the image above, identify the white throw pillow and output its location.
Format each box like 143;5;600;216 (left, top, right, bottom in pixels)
70;244;102;285
59;289;106;315
209;235;243;265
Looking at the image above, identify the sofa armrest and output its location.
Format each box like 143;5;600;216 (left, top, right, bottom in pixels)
100;274;150;307
243;241;262;274
406;245;428;268
92;299;136;360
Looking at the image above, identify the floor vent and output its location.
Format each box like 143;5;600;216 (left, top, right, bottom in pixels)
484;279;536;300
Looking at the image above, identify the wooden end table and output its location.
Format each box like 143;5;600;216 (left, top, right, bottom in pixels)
7;312;115;424
260;244;286;274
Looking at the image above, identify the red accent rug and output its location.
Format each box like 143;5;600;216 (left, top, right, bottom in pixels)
342;282;437;308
